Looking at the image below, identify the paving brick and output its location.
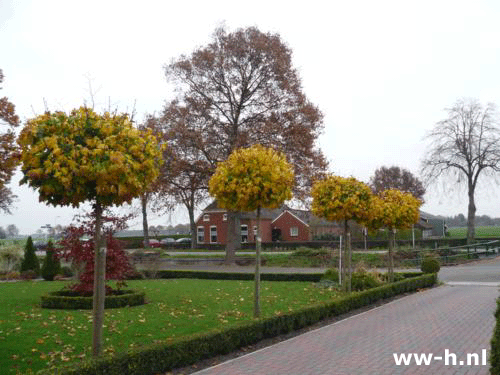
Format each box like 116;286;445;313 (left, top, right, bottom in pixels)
193;285;498;375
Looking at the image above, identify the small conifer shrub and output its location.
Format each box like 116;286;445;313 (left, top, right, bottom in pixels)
41;240;61;281
20;236;40;276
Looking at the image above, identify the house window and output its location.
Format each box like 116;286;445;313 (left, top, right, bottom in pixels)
241;225;248;243
203;214;209;222
290;227;299;237
253;226;257;236
210;226;217;243
223;214;227;221
197;226;205;244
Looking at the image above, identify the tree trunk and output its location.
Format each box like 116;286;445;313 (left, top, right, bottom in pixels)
92;201;106;358
341;235;346;290
188;205;197;250
345;220;352;293
254;206;261;318
467;186;476;244
225;211;241;264
141;194;149;248
388;229;395;283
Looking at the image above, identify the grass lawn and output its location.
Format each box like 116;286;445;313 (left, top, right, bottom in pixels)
0;279;341;374
447;226;500;238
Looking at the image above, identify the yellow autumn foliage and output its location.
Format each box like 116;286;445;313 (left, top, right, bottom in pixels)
208;145;294;211
18;107;163;207
310;175;374;224
369;189;422;230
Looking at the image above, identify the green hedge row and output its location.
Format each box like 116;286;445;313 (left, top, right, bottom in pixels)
150;270;423;283
40;290;146;310
154;269;325;282
491;298;500;374
37;273;437;375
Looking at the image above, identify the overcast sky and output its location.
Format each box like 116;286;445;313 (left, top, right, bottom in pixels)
2;0;500;234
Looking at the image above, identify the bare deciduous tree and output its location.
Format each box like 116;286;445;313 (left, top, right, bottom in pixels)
370;166;426;201
154;106;212;249
421;98;500;243
163;26;327;261
6;224;18;237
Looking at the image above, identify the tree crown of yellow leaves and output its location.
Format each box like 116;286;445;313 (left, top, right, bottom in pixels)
368;189;422;230
208;144;294;212
18;107;163;208
311;175;374;224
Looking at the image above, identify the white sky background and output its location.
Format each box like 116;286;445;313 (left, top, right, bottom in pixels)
2;0;500;234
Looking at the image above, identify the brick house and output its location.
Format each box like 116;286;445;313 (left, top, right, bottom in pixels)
271;210;312;242
195;201;341;245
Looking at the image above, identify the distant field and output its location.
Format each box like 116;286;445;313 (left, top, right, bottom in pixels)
447;226;500;238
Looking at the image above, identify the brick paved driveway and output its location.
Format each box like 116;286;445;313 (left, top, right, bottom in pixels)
193;262;500;375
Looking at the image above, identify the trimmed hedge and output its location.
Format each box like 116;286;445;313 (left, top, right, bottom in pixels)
154;269;324;282
491;298;500;374
143;270;423;283
40;290;146;310
37;273;437;375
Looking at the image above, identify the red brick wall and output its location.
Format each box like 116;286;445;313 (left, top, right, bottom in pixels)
244;219;272;243
195;213;272;244
272;211;310;241
195;212;228;244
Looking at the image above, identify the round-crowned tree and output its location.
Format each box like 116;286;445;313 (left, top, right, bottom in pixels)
311;175;374;293
209;144;294;317
368;189;422;281
18;106;162;357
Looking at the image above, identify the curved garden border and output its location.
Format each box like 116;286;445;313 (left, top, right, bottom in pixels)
40;289;146;309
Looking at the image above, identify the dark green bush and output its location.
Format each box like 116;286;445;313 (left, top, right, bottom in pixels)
60;266;74;278
38;274;437;375
41;290;146;309
322;268;384;291
20;236;40;276
421;256;440;273
41;240;61;281
322;268;340;283
351;270;382;291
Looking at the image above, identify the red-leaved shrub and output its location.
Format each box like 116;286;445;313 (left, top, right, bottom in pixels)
59;212;133;296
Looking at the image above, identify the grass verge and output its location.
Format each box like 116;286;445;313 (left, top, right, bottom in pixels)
1;278;339;374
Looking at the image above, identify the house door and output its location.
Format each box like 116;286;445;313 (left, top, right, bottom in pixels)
272;228;282;242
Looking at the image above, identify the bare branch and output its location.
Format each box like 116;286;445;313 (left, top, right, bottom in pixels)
421;98;500;243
